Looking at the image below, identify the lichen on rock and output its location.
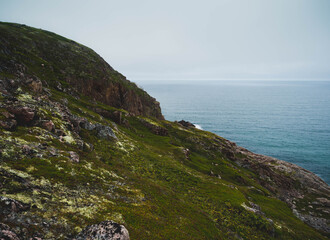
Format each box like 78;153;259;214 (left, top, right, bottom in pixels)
74;220;129;240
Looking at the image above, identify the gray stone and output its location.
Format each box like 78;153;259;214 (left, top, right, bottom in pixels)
80;120;116;139
75;220;129;240
95;124;116;139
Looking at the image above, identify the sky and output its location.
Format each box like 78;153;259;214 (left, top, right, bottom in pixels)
0;0;330;81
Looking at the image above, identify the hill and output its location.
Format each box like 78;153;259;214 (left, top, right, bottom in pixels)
0;22;329;239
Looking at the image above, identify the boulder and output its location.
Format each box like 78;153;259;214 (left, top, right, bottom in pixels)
178;120;195;128
75;220;129;240
8;106;35;125
80;120;116;139
95;124;116;139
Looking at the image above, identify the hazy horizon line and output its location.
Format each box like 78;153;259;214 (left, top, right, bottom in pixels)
134;78;330;82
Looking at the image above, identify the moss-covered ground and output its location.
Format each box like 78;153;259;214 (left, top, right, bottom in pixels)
0;87;327;239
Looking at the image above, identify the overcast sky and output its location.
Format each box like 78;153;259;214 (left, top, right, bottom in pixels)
1;0;330;81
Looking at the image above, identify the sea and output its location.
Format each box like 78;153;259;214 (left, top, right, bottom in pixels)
137;80;330;184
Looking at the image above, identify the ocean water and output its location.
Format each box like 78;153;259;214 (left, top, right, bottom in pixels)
137;80;330;184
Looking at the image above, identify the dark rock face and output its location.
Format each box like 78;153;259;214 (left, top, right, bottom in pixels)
177;120;195;128
75;221;129;240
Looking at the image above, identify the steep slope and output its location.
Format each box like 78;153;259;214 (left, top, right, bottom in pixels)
0;22;329;239
0;22;163;120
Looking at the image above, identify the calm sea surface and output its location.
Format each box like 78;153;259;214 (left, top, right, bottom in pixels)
137;81;330;184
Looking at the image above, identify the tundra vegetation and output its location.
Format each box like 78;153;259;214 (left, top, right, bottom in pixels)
0;22;329;239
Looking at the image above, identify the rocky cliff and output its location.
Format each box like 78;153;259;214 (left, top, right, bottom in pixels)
0;22;329;240
0;22;163;120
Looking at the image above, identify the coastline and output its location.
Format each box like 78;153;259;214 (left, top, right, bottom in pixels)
138;80;330;185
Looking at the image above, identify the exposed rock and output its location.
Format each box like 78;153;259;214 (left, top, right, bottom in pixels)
0;111;17;130
241;202;265;216
0;78;21;95
177;120;195;128
80;120;116;139
69;151;79;163
8;106;35;125
26;78;42;93
95;124;116;139
0;119;17;130
0;223;20;240
314;197;330;207
55;81;63;91
0;196;30;216
41;120;55;132
182;148;190;160
217;138;330;233
293;209;330;233
22;144;35;156
1;111;14;119
75;220;129;240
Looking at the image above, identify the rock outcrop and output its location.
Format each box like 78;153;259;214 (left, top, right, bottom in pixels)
177;120;195;128
0;223;20;240
218;138;330;233
7;106;36;125
0;196;30;216
75;221;129;240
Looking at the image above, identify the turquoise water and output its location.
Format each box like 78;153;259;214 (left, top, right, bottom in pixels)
138;81;330;184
